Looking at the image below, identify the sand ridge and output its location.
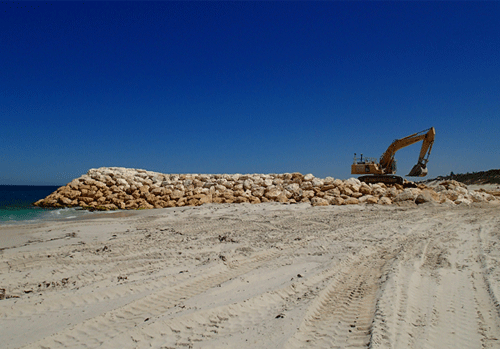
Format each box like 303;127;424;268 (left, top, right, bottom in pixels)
1;202;500;348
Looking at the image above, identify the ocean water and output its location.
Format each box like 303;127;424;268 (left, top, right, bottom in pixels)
0;185;93;224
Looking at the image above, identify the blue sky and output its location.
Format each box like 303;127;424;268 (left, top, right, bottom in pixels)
1;1;499;185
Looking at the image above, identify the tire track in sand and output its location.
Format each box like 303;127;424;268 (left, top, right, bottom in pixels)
21;248;281;349
371;212;500;349
284;246;387;349
285;216;444;349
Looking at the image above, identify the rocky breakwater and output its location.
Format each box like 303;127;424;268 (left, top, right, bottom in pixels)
33;167;499;211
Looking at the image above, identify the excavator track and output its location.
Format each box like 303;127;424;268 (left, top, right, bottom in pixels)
358;175;404;185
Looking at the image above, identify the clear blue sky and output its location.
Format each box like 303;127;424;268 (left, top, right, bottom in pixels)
1;1;499;185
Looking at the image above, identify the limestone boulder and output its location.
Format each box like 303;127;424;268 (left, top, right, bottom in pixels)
415;190;440;204
341;187;353;196
359;184;372;195
345;178;362;187
311;197;329;206
264;188;281;199
80;197;94;204
263;178;273;187
321;184;336;191
273;178;284;186
373;187;386;196
314;190;325;198
300;181;313;190
115;178;129;187
66;190;81;200
291;172;304;181
394;189;417;202
344;197;359;205
233;196;249;203
252;188;265;198
323;176;335;185
325;187;341;196
302;190;315;199
348;184;361;193
455;197;472;206
211;197;224;204
312;178;324;188
444;190;460;201
359;195;376;204
333;179;343;187
285;183;300;194
330;197;344;205
277;192;289;203
385;187;398;198
151;187;163;195
366;196;379;204
243;180;253;190
59;197;72;205
304;173;314;181
170;189;184;199
378;197;392;205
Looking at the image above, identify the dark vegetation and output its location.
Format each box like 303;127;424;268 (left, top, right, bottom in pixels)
424;169;500;185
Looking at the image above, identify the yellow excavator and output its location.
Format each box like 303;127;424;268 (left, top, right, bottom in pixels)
351;127;436;185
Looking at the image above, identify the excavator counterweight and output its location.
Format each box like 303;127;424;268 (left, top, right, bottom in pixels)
351;127;435;185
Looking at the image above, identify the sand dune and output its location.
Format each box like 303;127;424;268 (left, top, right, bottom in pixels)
1;201;500;348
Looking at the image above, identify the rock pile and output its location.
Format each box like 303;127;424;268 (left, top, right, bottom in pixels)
33;167;499;210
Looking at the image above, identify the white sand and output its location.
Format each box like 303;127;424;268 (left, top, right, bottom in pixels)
1;201;500;348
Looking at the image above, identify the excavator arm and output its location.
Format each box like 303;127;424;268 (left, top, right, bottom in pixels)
407;127;435;176
379;127;436;177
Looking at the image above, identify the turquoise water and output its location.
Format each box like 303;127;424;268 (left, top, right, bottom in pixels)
0;185;92;224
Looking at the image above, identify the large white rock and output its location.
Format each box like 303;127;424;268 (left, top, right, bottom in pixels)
345;177;362;186
285;183;300;193
300;181;313;190
243;180;253;190
264;188;282;199
302;190;315;199
263;178;273;187
116;178;128;187
312;178;324;187
273;178;284;186
304;173;315;181
324;176;335;184
252;188;265;198
394;189;417;202
415;191;437;204
333;179;344;187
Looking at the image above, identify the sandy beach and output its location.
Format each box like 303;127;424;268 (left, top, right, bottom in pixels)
1;201;500;348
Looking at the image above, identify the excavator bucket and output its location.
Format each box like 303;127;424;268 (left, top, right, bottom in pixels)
407;163;428;177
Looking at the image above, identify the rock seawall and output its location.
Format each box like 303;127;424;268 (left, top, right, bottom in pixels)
33;167;499;210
